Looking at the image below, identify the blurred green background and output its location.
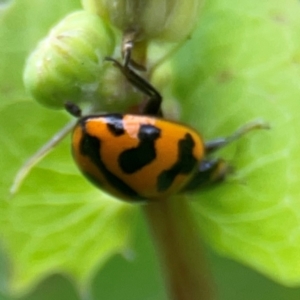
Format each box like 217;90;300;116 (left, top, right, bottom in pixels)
2;213;300;300
1;0;300;299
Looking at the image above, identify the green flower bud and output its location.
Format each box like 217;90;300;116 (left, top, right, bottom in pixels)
24;11;116;109
81;0;203;42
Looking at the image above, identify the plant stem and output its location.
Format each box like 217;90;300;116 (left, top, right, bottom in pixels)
142;197;216;300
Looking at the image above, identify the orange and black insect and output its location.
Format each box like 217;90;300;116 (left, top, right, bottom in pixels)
66;58;267;202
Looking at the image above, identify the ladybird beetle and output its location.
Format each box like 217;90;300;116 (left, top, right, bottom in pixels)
66;57;268;202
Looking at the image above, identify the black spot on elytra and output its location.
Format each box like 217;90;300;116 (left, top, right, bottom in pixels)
119;124;161;174
79;131;142;200
157;133;198;192
105;114;125;136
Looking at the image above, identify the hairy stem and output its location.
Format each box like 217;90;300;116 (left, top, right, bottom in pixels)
142;197;215;300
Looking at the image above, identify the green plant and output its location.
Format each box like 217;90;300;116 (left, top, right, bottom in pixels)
1;1;300;299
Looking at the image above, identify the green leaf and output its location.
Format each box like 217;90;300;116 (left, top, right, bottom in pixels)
168;0;300;286
0;0;135;296
2;0;300;297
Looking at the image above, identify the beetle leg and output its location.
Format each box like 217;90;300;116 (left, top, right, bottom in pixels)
205;120;270;154
107;29;162;116
122;30;147;71
10;119;77;195
122;30;135;68
182;120;270;192
105;57;162;116
181;158;232;192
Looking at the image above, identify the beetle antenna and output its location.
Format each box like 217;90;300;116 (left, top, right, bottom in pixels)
65;101;82;118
